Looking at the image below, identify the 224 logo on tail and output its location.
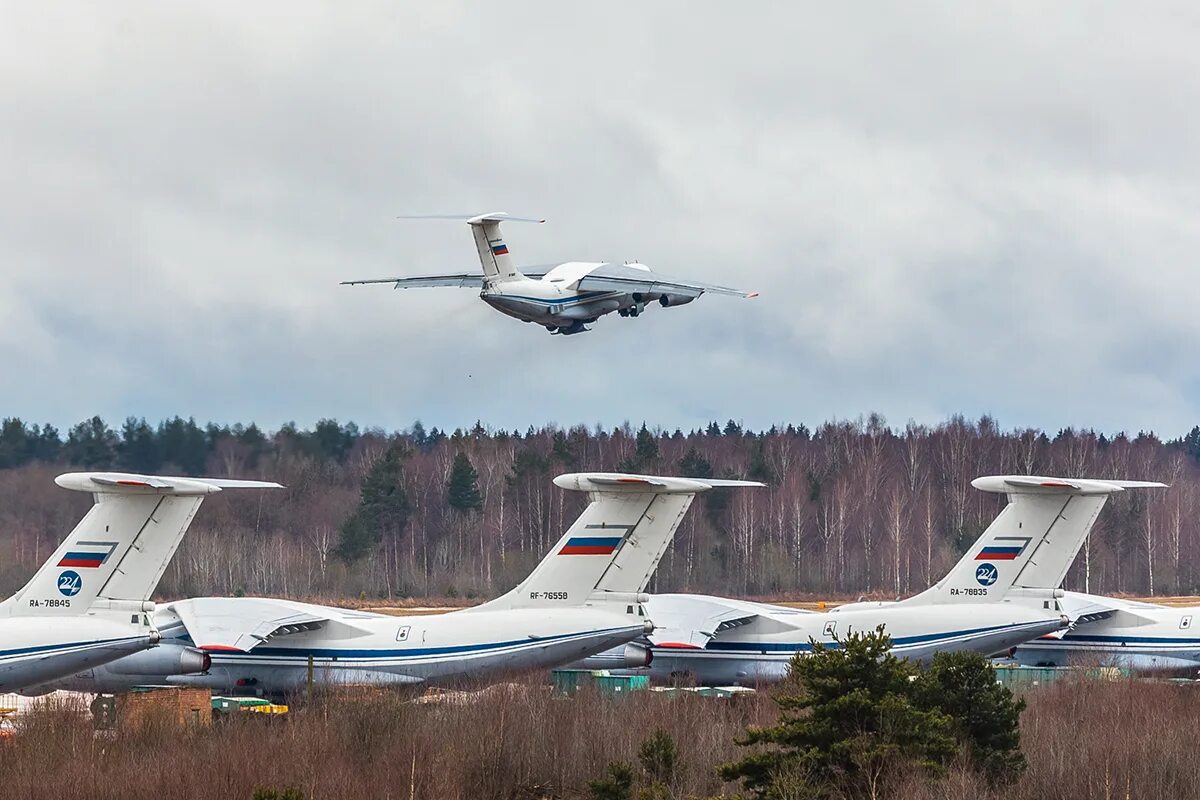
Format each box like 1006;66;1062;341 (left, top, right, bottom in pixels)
975;563;998;587
57;570;82;597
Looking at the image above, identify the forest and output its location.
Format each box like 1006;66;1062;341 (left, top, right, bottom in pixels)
2;413;1200;601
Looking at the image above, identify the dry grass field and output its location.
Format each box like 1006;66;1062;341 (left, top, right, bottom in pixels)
2;675;1200;800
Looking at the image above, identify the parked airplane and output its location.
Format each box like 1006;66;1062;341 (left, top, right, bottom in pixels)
341;213;757;335
35;473;762;696
1013;591;1200;669
579;475;1164;685
1;472;280;692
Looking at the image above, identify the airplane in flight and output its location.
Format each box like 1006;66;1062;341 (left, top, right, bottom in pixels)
341;213;758;335
578;475;1164;685
1;472;280;692
31;472;762;696
1013;592;1200;669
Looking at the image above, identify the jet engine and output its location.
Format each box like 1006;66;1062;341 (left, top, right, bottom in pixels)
106;644;211;676
659;294;695;308
570;642;653;670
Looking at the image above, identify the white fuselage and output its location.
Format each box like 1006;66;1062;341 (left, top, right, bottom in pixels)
0;615;158;692
482;263;647;327
48;598;649;696
1013;591;1200;669
614;594;1066;686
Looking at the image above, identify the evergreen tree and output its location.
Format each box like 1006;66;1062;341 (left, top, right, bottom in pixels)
720;627;956;799
0;418;30;468
29;423;61;462
747;438;775;483
551;430;577;467
634;424;659;464
587;762;633;800
446;451;483;513
118;417;162;473
63;416;118;468
916;651;1027;785
157;416;208;474
679;446;713;479
336;445;411;562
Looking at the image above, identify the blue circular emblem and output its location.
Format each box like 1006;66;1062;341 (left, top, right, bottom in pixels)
975;563;998;587
57;570;82;597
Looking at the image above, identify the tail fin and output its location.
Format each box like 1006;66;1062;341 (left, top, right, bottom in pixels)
909;476;1166;605
395;212;544;285
475;473;763;612
1;473;281;618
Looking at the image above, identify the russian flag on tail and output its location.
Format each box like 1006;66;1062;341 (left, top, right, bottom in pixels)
975;536;1032;561
57;541;118;568
490;242;509;256
559;536;623;556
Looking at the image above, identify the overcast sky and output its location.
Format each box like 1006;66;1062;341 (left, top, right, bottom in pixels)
3;3;1200;437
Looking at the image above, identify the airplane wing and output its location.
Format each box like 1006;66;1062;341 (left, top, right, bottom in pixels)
173;598;351;653
573;263;757;299
341;273;484;288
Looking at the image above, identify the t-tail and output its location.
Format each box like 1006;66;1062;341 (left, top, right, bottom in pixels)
472;473;764;613
907;475;1166;606
0;472;281;620
393;212;544;286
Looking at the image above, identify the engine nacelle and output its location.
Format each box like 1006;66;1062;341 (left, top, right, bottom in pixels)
571;643;653;670
106;644;211;676
659;294;695;308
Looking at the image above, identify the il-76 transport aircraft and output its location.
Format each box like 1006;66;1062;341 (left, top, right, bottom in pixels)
33;473;762;696
1013;592;1200;669
1;472;280;692
580;475;1164;685
341;213;757;335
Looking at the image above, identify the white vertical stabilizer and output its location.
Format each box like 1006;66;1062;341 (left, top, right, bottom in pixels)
472;473;763;612
907;476;1165;605
1;473;281;618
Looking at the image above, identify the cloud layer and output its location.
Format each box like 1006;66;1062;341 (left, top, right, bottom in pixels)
3;3;1199;435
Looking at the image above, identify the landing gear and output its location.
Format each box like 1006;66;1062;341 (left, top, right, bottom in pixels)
550;321;589;335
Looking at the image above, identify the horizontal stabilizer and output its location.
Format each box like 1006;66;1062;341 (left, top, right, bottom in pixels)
394;212;545;225
554;473;764;494
973;475;1168;495
55;472;282;496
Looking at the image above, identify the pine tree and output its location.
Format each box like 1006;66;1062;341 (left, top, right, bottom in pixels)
446;451;483;513
634;424;660;465
119;417;162;473
916;651;1027;785
63;416;118;468
336;445;411;562
720;627;956;799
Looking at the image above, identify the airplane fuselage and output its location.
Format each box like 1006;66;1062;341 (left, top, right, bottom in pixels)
0;615;158;692
481;263;661;332
1014;592;1200;669
47;598;650;696
625;595;1066;686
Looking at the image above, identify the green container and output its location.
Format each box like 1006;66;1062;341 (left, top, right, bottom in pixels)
551;669;648;696
212;696;271;711
991;664;1131;689
593;674;649;695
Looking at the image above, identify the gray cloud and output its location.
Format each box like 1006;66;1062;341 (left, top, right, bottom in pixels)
2;2;1199;436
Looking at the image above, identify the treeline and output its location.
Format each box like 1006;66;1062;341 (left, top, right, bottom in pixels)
3;413;1200;600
